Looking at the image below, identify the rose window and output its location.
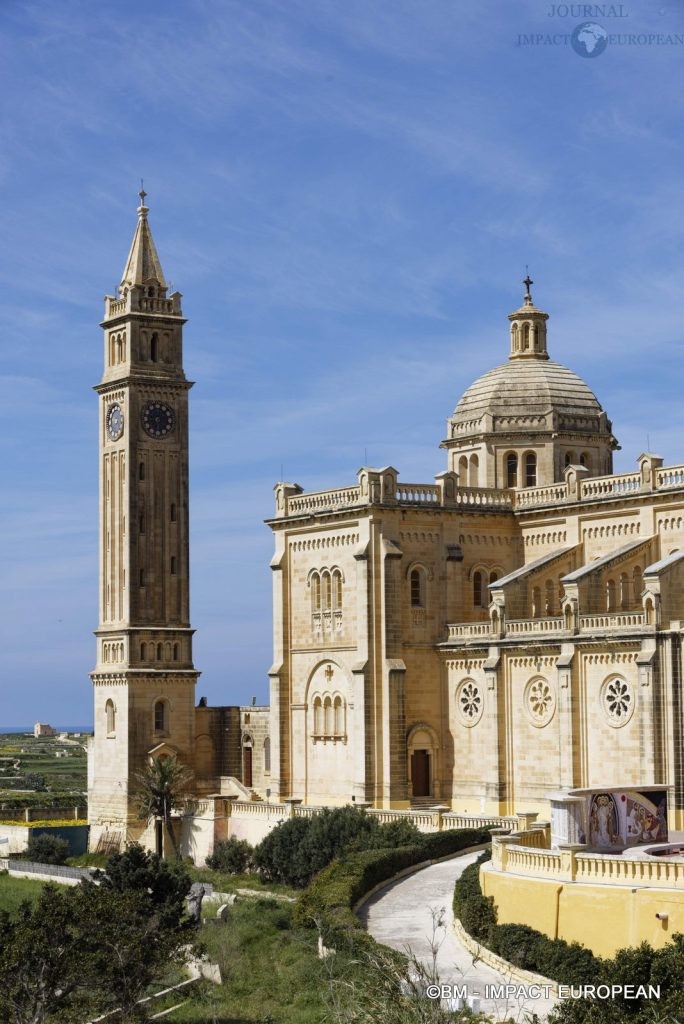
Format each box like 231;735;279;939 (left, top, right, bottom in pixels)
603;678;634;727
524;678;556;728
456;680;483;726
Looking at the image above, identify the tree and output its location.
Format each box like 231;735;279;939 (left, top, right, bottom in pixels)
23;833;69;865
98;842;191;930
134;754;193;859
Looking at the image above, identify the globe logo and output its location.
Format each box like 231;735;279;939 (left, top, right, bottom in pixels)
571;22;608;58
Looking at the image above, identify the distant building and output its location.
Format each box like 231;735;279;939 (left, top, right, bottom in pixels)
34;723;56;738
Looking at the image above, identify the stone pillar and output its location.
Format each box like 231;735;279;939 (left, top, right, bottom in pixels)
273;482;303;518
637;640;658;784
483;649;504;807
557;843;582;881
556;645;576;789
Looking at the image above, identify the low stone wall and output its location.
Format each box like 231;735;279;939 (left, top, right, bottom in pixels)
452;916;559;997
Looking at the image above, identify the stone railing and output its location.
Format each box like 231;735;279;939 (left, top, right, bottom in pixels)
575;853;684;887
579;611;646;631
447;622;492;640
580;472;641;499
453;487;513;509
506;617;564;636
491;837;684;890
657;465;684;490
443;812;518;831
396;483;440;504
514;483;567;509
287;487;363;515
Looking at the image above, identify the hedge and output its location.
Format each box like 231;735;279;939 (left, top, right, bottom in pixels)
453;852;600;986
295;827;491;937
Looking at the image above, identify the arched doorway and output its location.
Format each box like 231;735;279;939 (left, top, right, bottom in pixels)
407;725;437;800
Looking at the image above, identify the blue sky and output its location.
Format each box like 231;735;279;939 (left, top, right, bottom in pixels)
1;0;683;725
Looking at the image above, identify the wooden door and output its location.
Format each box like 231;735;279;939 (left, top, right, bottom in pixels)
243;746;253;788
411;749;430;797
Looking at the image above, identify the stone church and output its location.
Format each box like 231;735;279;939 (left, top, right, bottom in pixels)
88;200;684;855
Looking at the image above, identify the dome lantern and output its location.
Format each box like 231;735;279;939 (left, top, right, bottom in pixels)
508;274;549;361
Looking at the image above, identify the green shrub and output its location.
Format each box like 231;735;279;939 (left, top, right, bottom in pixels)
24;833;70;865
253;807;430;888
206;837;252;874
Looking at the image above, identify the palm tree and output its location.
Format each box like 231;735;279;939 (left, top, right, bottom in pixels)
134;755;193;859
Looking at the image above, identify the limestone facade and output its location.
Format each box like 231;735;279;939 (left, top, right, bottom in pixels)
268;282;684;829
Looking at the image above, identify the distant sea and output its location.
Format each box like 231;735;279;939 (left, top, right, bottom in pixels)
1;726;93;733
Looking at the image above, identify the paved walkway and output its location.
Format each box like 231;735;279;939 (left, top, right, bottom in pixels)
358;851;556;1022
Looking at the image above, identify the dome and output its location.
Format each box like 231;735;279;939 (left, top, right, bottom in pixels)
452;359;606;435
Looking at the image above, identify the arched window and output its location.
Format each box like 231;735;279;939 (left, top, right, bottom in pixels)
323;696;333;735
620;572;629;610
170;556;176;575
334;696;343;736
633;566;643;602
606;578;616;612
565;452;575;468
139;462;145;481
410;568;424;608
140;642;147;661
154;700;166;733
263;736;271;773
139;568;145;587
469;454;479;488
106;699;116;736
532;586;541;618
170;503;177;522
545;579;555;616
473;571;483;608
506;452;518;488
321;571;332;611
525;452;537;487
313;697;323;736
511;323;519;352
150;333;159;362
332;569;343;610
489;571;499;586
523;323;530;349
458;455;468;484
157;643;163;660
173;643;179;662
580;452;589;469
311;572;321;613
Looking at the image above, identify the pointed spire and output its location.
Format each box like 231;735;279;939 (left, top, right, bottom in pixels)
119;187;167;292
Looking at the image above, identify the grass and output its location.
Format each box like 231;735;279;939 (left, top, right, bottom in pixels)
163;897;328;1024
188;866;299;900
0;872;46;916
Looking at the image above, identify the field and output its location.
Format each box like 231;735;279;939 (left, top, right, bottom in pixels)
0;873;46;917
0;732;89;809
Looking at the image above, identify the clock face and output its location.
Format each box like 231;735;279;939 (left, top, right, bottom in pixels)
106;403;124;441
142;401;175;439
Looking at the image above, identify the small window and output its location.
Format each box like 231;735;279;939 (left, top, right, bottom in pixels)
311;572;321;613
323;697;333;735
106;699;116;736
565;452;573;468
489;571;499;586
139;514;145;534
170;556;177;575
606;579;616;612
506;453;518;488
313;697;323;735
473;571;483;608
633;566;643;602
545;579;555;616
334;696;343;735
140;642;147;661
532;586;542;618
410;568;424;608
156;643;163;660
264;736;271;773
525;452;537;487
139;463;145;481
154;700;166;732
579;453;588;467
139;568;145;587
620;572;629;610
173;643;179;661
332;569;343;610
322;572;332;611
170;503;177;522
150;333;159;362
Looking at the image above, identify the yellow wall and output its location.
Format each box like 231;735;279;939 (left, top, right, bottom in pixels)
481;863;684;957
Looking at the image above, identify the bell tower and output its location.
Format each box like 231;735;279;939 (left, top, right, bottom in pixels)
88;192;199;853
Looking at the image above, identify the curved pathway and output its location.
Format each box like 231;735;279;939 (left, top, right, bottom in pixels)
358;851;556;1022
